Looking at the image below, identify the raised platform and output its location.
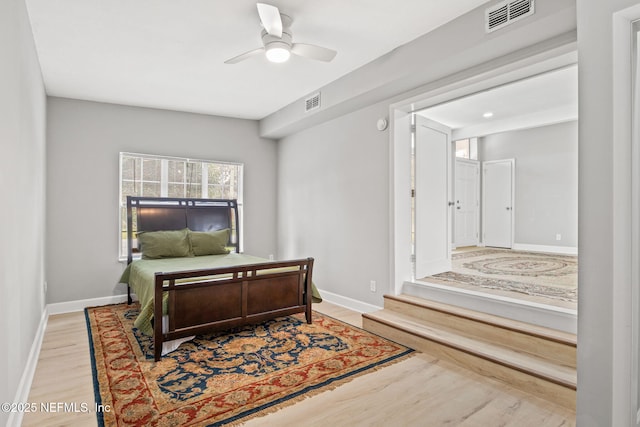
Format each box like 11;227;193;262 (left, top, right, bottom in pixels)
362;294;576;410
403;279;577;333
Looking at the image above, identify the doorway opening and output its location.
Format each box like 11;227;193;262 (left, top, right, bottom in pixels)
391;48;578;332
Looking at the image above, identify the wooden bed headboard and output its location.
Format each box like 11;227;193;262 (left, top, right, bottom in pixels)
126;196;240;264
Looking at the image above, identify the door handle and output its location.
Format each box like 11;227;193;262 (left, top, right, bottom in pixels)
506;207;511;210
456;207;461;210
448;202;455;206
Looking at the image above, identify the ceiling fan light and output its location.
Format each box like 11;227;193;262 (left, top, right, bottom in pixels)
265;44;291;63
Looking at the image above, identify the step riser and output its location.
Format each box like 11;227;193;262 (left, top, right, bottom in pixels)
363;317;576;411
384;297;576;369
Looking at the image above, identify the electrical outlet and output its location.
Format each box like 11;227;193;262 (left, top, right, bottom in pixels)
556;234;562;241
370;280;376;292
269;254;274;261
43;281;47;293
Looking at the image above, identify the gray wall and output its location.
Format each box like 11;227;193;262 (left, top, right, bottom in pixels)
0;0;47;423
46;98;277;304
275;0;576;308
479;121;578;248
277;101;391;306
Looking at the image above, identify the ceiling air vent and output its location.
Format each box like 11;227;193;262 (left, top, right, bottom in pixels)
485;0;534;33
305;92;321;113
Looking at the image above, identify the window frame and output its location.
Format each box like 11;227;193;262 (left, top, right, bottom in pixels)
118;152;244;260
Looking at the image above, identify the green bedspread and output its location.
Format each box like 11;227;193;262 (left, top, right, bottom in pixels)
119;253;322;335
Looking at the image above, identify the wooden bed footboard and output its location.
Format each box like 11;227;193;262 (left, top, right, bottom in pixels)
152;257;314;361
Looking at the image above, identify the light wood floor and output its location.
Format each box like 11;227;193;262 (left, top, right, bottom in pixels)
22;302;575;426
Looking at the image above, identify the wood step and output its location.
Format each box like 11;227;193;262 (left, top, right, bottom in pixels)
384;294;576;368
362;297;577;410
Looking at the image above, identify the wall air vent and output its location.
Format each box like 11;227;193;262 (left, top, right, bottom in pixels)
485;0;534;33
305;92;321;112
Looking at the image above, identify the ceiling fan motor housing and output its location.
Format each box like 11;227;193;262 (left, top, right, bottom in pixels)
261;29;293;49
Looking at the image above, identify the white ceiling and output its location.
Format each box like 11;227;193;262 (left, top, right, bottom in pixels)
417;65;578;138
24;0;492;120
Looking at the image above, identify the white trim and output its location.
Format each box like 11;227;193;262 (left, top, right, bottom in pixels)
47;294;130;315
389;36;577;116
512;243;578;255
634;22;640;427
317;289;382;314
118;152;245;258
7;290;374;427
47;291;377;319
389;109;414;295
612;5;640;426
389;36;577;334
404;280;576;333
7;308;48;427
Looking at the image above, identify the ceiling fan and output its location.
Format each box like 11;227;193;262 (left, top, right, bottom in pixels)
225;3;337;64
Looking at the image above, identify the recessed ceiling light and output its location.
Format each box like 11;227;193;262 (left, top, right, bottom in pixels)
483;112;494;118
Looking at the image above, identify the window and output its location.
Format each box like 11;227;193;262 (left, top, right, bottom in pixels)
118;152;243;258
455;138;478;160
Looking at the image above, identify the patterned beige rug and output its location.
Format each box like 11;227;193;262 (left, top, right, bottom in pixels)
422;248;577;304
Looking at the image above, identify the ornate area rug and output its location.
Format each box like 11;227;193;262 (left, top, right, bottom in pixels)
424;248;577;303
85;304;413;426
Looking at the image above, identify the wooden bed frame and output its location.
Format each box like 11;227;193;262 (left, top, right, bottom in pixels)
126;196;314;361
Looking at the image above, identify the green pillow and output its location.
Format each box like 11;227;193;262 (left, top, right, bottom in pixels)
189;229;231;256
137;229;191;259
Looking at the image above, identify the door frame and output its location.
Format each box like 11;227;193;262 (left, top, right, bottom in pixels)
481;159;515;249
389;52;580;335
611;6;640;425
389;40;577;295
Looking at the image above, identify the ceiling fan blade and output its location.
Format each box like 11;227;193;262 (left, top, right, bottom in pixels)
256;3;282;37
291;43;337;62
224;47;264;64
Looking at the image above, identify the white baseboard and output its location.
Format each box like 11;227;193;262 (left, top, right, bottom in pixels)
12;288;374;427
47;294;130;315
8;294;136;426
10;289;386;427
512;243;578;255
317;289;382;313
46;290;383;317
7;308;48;427
46;290;381;317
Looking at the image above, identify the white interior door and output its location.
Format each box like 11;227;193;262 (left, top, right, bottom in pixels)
454;158;480;247
482;159;514;248
415;116;452;278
